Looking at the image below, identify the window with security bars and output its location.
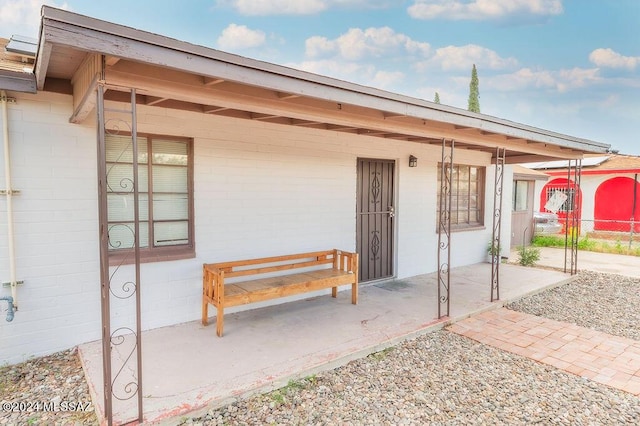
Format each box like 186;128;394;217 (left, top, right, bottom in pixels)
106;133;194;262
545;187;575;213
437;163;485;228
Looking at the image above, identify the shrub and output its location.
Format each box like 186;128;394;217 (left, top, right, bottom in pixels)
577;236;597;251
517;245;540;267
532;235;565;247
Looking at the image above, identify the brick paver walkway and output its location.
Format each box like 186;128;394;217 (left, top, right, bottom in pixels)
448;308;640;396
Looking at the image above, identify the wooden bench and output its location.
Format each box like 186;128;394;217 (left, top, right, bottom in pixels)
202;249;359;337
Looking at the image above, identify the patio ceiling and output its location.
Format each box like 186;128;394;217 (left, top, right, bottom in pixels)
35;6;609;164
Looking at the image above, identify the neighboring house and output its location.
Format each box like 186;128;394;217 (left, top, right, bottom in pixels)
511;165;549;246
0;7;609;365
525;155;640;234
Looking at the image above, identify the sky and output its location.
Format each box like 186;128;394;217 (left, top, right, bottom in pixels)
1;0;639;155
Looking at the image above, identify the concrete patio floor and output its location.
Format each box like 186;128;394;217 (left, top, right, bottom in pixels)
78;262;572;425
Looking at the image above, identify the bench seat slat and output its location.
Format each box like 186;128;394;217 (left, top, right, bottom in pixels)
224;269;354;307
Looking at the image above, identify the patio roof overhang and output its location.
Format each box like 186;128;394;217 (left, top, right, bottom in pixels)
35;6;610;164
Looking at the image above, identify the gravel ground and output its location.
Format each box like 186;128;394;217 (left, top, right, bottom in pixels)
0;348;98;425
507;270;640;341
180;330;640;425
2;271;639;425
179;270;640;425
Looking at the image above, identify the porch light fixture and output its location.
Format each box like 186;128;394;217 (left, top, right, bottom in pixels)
409;155;418;168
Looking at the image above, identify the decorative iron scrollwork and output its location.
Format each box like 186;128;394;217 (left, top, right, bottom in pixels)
107;223;135;250
490;147;506;302
371;171;381;204
98;85;143;424
437;139;454;318
110;327;139;401
370;230;380;260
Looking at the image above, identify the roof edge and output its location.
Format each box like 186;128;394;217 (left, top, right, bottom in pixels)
38;6;610;154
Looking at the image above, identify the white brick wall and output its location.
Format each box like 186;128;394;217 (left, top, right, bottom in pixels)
0;92;100;364
0;92;501;364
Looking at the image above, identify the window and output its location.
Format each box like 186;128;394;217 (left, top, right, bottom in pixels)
513;180;529;211
106;133;194;263
437;163;485;228
544;187;575;213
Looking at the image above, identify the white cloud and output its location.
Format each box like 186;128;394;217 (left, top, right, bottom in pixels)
219;0;395;16
305;35;336;58
0;0;69;38
217;24;266;50
422;44;518;71
589;48;640;71
408;0;563;21
555;67;600;92
372;70;405;88
484;67;600;93
305;27;430;60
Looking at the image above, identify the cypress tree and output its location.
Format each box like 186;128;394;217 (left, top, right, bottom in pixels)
434;92;441;104
468;64;480;113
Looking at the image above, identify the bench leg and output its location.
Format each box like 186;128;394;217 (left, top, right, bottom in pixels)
351;282;358;305
331;287;337;298
202;299;209;326
216;305;224;337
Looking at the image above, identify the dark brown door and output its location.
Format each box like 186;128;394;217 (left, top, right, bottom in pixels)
357;159;395;281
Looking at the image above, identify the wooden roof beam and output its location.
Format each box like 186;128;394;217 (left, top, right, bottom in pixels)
251;113;282;120
203;106;228;114
146;96;168;106
277;91;300;100
203;77;225;86
506;136;527;143
358;129;390;136
103;69;587;160
291;119;322;127
328;124;359;131
105;56;120;66
69;53;100;123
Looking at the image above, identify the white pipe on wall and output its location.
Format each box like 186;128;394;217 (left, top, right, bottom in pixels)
1;90;17;310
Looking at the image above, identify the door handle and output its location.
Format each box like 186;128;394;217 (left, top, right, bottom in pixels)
388;206;395;218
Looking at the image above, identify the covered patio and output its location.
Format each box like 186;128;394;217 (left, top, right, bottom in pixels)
14;6;610;426
78;262;572;424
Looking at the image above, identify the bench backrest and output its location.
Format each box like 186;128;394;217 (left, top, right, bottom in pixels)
204;249;346;279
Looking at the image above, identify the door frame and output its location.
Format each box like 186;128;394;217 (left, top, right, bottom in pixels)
355;157;398;283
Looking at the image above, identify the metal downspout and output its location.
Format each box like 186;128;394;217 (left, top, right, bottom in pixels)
1;90;18;311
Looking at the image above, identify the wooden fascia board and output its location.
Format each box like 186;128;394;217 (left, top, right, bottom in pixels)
513;173;549;181
33;39;52;91
500;154;581;165
0;71;37;93
545;169;640;176
39;12;609;155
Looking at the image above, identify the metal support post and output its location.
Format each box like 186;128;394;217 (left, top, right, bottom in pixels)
437;139;454;318
97;57;143;424
490;147;506;302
